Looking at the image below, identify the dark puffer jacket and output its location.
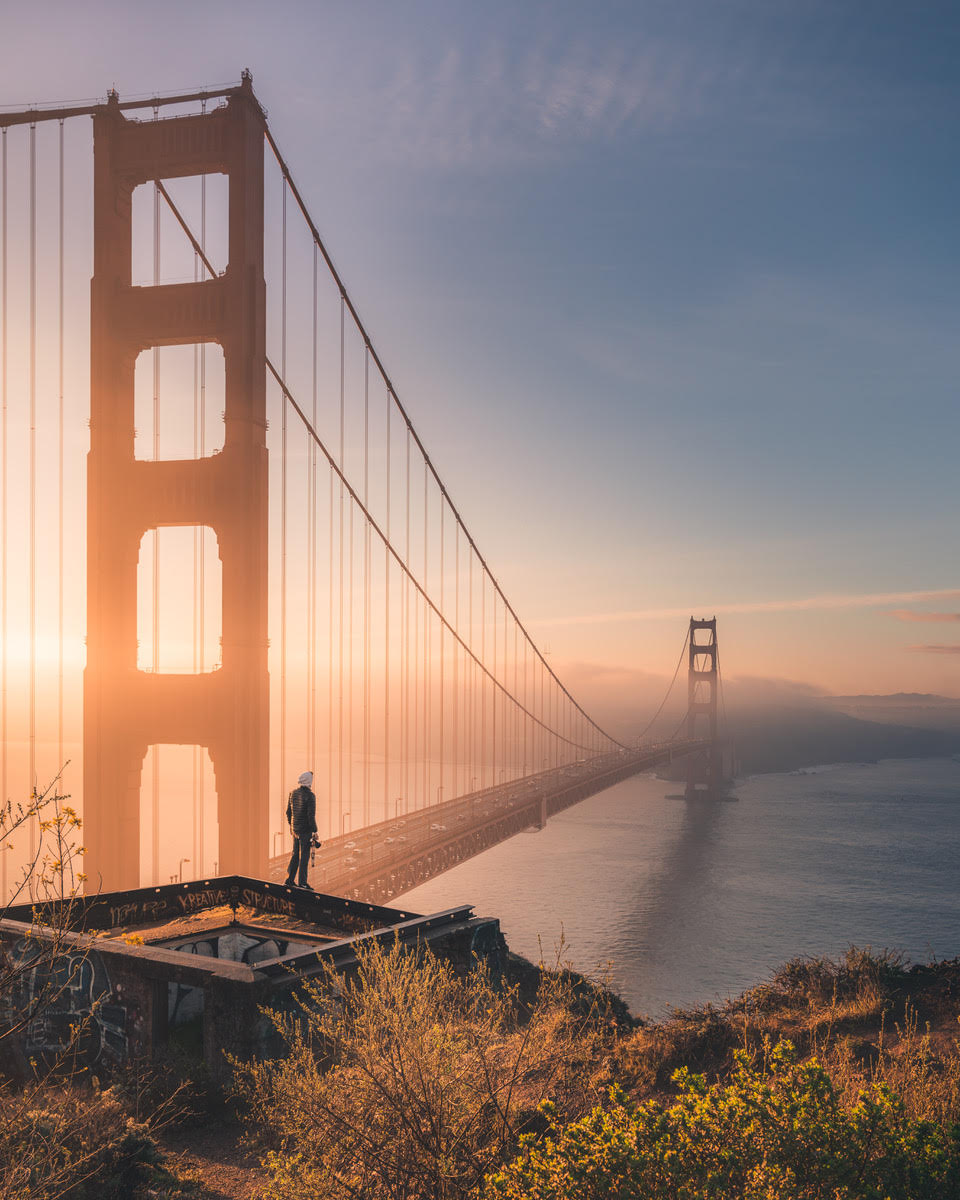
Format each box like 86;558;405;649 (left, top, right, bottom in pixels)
286;786;317;836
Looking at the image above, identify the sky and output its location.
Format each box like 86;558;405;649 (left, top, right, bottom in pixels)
2;0;959;717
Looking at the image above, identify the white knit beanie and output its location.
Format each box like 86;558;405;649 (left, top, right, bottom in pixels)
298;771;313;787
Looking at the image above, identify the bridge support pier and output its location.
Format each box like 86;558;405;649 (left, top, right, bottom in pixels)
84;80;269;889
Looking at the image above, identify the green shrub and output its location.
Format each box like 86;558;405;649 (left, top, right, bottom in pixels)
485;1040;960;1200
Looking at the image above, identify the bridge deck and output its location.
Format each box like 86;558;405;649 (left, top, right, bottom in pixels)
268;742;704;906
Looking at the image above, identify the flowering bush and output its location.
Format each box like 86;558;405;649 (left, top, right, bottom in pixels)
485;1040;960;1200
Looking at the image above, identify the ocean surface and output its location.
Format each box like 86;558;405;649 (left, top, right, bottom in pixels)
398;757;960;1017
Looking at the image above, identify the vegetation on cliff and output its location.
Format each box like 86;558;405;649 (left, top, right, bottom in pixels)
232;941;960;1200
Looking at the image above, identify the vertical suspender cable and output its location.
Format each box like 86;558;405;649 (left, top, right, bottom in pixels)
57;121;64;771
468;551;473;789
513;621;518;780
439;500;444;806
328;471;334;825
280;177;287;824
422;462;428;808
453;524;459;795
338;297;345;831
480;570;486;788
0;128;6;901
404;428;410;811
348;493;354;826
362;349;370;827
192;216;200;873
538;656;543;772
413;500;420;807
520;633;528;772
28;123;36;840
384;386;390;821
505;605;510;776
198;147;206;871
554;670;559;767
309;243;318;789
151;175;160;881
491;588;497;783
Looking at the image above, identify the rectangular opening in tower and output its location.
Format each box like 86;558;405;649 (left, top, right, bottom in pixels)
139;744;219;885
131;174;229;286
134;343;225;460
137;526;222;673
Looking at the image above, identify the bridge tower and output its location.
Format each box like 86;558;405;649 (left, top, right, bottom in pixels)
84;77;269;889
685;617;723;798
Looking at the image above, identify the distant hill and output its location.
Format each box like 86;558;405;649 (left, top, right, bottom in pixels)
823;693;960;733
731;704;960;775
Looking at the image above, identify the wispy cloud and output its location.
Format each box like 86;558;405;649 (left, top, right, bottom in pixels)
891;610;960;623
533;588;960;628
285;7;944;176
909;644;960;655
294;25;747;171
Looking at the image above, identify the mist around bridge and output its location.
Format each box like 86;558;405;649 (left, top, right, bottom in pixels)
566;664;960;775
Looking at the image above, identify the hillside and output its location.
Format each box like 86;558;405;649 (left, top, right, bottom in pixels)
730;703;960;774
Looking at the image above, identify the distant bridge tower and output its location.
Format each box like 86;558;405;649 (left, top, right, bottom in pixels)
685;617;723;798
84;76;269;889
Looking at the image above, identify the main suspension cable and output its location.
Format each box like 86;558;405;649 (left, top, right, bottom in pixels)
637;625;691;742
262;127;624;751
154;173;622;756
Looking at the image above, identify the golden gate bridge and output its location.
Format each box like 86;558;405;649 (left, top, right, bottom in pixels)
0;73;729;904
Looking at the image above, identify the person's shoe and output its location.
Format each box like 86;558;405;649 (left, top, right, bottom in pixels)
283;878;295;888
298;882;315;891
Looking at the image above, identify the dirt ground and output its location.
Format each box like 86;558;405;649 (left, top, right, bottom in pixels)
157;1119;268;1199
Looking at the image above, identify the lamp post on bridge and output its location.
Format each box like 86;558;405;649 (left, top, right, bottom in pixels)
341;812;352;837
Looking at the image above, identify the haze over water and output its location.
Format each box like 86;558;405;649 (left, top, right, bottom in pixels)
399;757;960;1016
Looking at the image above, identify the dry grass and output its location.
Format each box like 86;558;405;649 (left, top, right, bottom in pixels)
610;946;960;1131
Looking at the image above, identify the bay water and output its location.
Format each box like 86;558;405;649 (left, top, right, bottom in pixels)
398;757;960;1017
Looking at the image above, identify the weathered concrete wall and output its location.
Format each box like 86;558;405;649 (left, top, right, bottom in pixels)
1;906;506;1081
0;922;165;1073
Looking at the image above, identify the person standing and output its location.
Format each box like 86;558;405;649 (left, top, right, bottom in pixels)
284;770;318;889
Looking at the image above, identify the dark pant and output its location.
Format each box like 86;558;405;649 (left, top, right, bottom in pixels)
286;835;311;886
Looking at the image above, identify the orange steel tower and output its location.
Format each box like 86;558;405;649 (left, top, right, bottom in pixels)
84;77;268;889
685;617;722;798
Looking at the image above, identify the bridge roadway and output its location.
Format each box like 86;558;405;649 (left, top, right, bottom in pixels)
268;740;705;906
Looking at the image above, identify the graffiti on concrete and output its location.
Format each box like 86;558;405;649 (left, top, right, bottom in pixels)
0;937;141;1067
